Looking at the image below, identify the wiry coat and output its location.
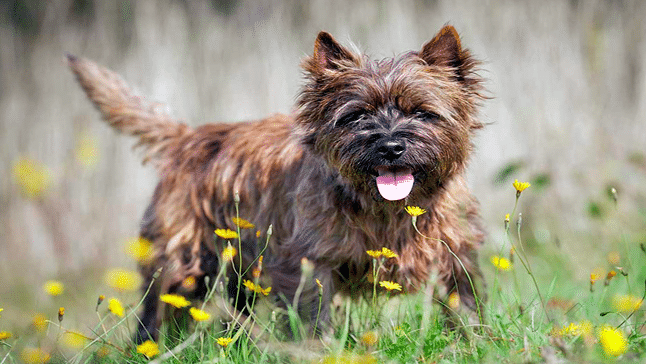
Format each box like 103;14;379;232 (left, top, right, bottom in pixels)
68;25;486;342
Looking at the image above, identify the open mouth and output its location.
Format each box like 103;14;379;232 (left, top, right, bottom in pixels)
374;166;414;201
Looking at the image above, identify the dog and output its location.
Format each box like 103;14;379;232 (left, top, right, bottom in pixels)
68;24;486;342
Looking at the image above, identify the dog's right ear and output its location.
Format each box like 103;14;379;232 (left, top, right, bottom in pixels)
305;31;359;75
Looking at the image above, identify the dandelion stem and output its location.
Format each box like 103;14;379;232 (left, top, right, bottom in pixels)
241;226;271;277
513;220;551;324
335;299;352;357
148;331;199;364
1;349;12;363
70;269;160;361
312;289;323;339
292;271;307;316
411;221;483;327
372;258;379;308
95;311;107;336
233;194;243;320
494;198;520;307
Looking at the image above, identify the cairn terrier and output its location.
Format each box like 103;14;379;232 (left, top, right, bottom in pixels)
68;25;486;342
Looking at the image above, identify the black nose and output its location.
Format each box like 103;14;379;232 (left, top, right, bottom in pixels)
376;138;406;161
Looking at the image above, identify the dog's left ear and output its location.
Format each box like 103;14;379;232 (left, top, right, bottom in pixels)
420;25;467;72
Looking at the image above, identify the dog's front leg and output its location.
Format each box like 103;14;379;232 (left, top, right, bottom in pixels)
267;254;335;338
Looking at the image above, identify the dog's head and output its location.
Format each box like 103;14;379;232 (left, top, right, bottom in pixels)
296;26;485;203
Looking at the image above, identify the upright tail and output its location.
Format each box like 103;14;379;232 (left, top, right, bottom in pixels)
67;54;191;166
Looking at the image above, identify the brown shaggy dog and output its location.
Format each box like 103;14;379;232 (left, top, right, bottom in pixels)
68;25;486;342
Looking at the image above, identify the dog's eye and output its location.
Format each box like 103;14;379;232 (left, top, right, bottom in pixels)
414;110;440;123
335;110;366;127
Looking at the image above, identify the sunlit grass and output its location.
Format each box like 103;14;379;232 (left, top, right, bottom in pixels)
1;179;645;363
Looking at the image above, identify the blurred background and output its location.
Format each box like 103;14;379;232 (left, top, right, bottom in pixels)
1;0;645;325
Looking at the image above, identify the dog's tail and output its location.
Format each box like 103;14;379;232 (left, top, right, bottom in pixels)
67;54;191;166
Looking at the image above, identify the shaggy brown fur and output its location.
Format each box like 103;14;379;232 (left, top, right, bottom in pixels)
68;25;486;342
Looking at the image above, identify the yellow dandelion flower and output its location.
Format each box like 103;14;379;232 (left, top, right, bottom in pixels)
232;217;255;229
108;298;125;317
0;308;3;317
607;251;620;265
590;267;604;287
58;307;65;322
159;293;191;308
605;270;617;285
43;280;64;296
322;353;377;364
252;267;261;278
75;133;99;168
490;255;513;271
96;346;110;358
104;268;141;292
379;280;402;291
360;330;378;346
20;347;51;364
136;340;160;358
215;228;238;240
221;245;237;262
32;313;47;332
448;292;460;310
366;250;382;259
598;325;628;357
316;278;323;289
513;179;530;197
590;273;600;283
182;276;196;290
579;320;593;336
256;230;261;237
97;295;105;306
125;237;153;263
243;280;272;296
558;321;593;337
381;247;398;258
216;337;233;348
0;331;12;340
612;294;643;313
189;307;211;322
62;330;88;349
558;322;581;337
405;206;427;217
253;255;264;278
12;158;50;199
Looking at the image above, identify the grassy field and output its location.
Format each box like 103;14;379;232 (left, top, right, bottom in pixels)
1;181;645;363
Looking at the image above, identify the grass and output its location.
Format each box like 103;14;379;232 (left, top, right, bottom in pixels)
1;180;646;363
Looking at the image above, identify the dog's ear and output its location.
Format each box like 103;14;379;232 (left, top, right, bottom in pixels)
420;25;465;69
307;31;358;73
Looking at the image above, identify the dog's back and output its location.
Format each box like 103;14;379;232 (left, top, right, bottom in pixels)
69;54;312;340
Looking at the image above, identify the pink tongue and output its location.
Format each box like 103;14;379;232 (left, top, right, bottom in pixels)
376;171;414;201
